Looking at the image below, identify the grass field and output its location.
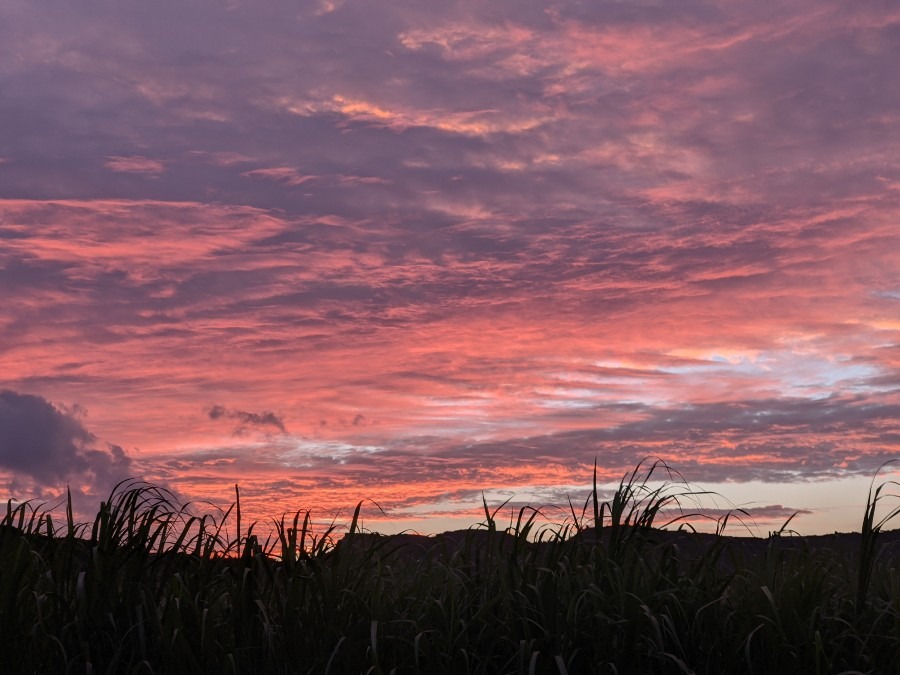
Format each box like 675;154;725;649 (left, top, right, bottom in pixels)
2;459;900;674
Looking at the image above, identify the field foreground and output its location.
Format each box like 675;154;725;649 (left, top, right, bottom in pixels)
3;463;900;674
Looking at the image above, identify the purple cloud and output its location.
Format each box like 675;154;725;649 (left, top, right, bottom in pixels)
0;389;131;489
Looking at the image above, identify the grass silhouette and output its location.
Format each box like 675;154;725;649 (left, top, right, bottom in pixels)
2;459;900;674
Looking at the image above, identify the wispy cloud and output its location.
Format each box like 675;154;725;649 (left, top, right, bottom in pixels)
105;156;166;175
242;167;317;187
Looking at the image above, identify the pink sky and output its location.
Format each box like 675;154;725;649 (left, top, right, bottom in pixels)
1;0;899;535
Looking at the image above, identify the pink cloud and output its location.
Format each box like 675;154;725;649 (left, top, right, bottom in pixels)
105;156;166;175
188;151;256;166
241;166;318;186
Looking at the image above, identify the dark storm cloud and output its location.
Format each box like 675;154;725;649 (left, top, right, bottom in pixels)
0;389;131;487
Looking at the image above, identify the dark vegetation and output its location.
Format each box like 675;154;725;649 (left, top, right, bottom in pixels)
3;459;900;674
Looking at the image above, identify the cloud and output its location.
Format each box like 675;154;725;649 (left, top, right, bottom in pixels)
0;389;131;489
141;389;900;517
207;404;286;435
105;156;166;175
241;167;317;187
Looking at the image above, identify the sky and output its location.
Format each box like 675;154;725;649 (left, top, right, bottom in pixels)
1;0;899;536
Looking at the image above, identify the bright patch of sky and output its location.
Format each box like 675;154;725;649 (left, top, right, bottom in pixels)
277;440;386;466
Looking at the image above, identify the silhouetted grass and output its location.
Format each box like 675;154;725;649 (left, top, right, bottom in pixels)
2;459;900;674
